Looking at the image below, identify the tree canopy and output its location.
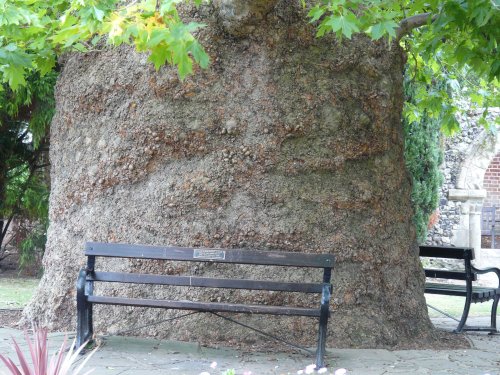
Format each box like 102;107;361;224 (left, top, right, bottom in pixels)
1;0;499;128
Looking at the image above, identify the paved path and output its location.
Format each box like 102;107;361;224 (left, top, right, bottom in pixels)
1;317;499;375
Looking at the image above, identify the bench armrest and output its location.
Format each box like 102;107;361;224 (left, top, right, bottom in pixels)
471;265;500;288
76;269;87;293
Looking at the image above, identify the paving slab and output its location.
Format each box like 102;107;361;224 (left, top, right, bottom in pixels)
1;318;499;375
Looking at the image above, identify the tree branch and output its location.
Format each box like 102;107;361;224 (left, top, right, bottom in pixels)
396;13;437;41
1;215;14;243
17;129;30;142
34;163;50;169
1;138;48;248
6;164;30;180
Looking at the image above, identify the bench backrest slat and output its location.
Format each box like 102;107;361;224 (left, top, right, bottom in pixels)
424;269;477;281
90;271;325;293
419;245;474;260
85;242;334;268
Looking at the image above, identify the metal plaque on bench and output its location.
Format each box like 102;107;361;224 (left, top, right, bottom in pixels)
193;249;226;260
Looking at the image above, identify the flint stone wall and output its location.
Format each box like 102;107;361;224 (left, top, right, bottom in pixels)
426;108;499;249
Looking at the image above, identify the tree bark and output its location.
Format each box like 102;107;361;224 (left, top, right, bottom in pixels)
24;1;438;348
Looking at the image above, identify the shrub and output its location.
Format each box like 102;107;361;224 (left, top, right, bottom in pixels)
403;76;444;243
0;327;96;375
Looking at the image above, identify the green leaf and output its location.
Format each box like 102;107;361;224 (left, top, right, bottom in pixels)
34;54;56;75
470;92;484;106
440;112;460;135
308;6;326;23
147;28;170;48
93;7;105;22
148;44;170;70
72;42;87;52
470;3;492;27
324;11;360;39
0;44;32;67
160;0;181;15
176;53;193;80
0;5;25;26
369;20;398;40
2;64;27;90
5;43;17;52
189;40;209;68
370;23;385;40
91;35;101;46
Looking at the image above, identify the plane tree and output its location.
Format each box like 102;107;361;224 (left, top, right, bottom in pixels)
1;0;498;345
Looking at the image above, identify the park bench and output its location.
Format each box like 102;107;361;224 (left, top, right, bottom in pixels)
76;242;335;368
420;245;500;334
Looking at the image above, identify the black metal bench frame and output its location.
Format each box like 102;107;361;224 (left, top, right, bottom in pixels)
76;242;335;368
420;245;500;334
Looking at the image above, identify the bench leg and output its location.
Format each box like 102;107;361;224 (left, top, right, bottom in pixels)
316;312;327;369
315;284;330;369
76;269;93;348
455;293;472;333
488;295;499;335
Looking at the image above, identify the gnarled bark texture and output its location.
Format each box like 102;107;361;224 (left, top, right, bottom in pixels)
24;1;437;348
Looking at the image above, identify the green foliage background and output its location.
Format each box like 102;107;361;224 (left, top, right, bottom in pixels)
0;71;56;269
403;76;444;244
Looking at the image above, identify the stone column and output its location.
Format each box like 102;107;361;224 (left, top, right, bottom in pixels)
469;202;483;263
448;189;486;248
448;189;486;263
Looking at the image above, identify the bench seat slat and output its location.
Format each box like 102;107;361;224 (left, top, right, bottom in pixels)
87;295;321;317
424;269;477;281
90;271;324;293
425;282;500;300
85;242;334;268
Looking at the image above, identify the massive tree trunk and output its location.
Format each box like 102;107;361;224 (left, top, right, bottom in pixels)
24;1;437;348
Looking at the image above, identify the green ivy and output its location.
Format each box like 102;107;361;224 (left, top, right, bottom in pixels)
403;74;444;243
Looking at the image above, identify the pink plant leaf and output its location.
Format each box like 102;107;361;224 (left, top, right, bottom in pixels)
39;330;48;375
35;328;48;375
32;331;40;375
58;340;76;375
24;330;37;374
28;326;48;375
71;342;98;375
60;339;93;375
1;328;96;375
0;354;23;375
12;337;33;375
48;337;68;375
